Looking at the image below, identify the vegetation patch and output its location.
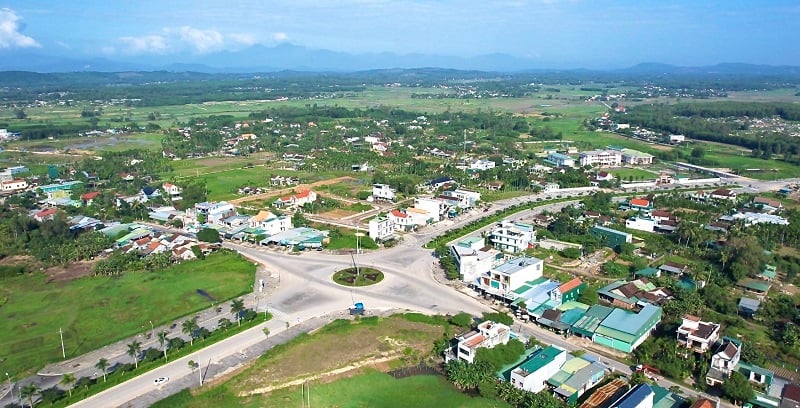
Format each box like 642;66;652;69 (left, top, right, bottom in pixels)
332;267;384;287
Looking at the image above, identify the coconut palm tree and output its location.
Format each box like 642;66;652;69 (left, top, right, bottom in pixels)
157;330;169;361
127;340;142;369
20;383;40;408
95;358;109;382
231;298;245;326
181;318;199;346
60;373;76;397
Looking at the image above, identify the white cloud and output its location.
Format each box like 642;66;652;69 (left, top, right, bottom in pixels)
272;32;289;42
230;33;257;45
177;26;224;53
0;8;40;48
119;35;169;54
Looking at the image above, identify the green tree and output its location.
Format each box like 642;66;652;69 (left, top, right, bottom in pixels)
691;147;706;159
722;371;755;405
60;373;76;397
450;312;473;328
181;317;200;346
20;382;40;408
95;358;109;382
157;330;169;361
231;298;245;326
127;340;142;369
292;211;308;227
196;228;220;243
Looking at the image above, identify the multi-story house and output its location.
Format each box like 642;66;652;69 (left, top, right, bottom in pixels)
489;220;536;253
676;314;720;353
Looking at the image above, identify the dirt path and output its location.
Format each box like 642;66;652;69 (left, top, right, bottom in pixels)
229;176;358;205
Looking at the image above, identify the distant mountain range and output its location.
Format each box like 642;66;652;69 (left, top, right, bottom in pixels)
1;43;800;75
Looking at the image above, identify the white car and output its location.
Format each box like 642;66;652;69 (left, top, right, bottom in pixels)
153;376;169;386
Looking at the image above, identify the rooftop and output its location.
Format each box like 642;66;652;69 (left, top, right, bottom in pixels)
493;256;542;276
512;346;565;376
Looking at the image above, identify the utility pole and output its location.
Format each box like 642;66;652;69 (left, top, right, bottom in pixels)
59;328;66;359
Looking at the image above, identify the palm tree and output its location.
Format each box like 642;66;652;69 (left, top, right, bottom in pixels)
60;373;76;397
20;383;40;408
157;330;169;361
181;318;199;346
187;360;202;386
95;358;109;382
127;340;142;369
231;298;245;327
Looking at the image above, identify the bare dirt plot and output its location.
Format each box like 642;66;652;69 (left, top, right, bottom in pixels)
227;316;444;394
230;176;358;205
319;208;358;220
45;260;97;282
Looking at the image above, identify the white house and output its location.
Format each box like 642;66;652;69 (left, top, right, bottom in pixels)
372;184;396;201
469;159;496;171
388;210;415;232
414;197;448;222
489;220;536;253
706;340;741;386
670;135;686;144
451;321;511;364
450;237;501;283
368;216;395;241
478;256;544;298
1;179;27;192
162;182;183;200
621;149;655;165
625;216;656;233
509;346;568;393
579;150;622;167
676;314;720;353
443;188;481;209
249;210;292;235
194;201;236;225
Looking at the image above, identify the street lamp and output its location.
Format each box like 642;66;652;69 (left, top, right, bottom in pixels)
5;373;12;405
149;320;154;341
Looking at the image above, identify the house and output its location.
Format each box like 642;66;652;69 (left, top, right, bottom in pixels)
162;182;182;200
489;220;536;253
372;184;396;201
595;171;614;181
549;278;586;304
548;357;608;404
546;152;576;168
598;279;673;310
690;398;718;408
753;196;783;213
442;188;481;209
140;186;161;199
659;261;689;276
162;149;176;159
468;159;496;171
368;216;395;241
38;180;82;199
172;246;197;261
590;225;632;249
450;237;501;283
626;216;655;233
592;304;662;353
478;256;544;299
249;210;291;235
1;179;27;192
710;189;737;201
781;383;800;408
628;197;653;211
419;176;456;192
621;148;655;165
609;383;655;408
676;315;720;353
79;191;101;206
579;150;622;167
448;320;511;364
194;201;236;225
33;208;58;222
738;297;761;318
706;338;741;386
414;197;449;222
509;345;567;393
388;209;414;232
293;190;317;206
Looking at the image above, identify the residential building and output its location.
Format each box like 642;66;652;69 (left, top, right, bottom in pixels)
450;320;511;363
443;188;481;208
509;345;568;393
80;191;101;206
38;180;82;199
592;304;662;353
450;237;501;283
419;176;456;192
598;279;673;310
1;179;27;192
659;261;689;276
579;150;622;167
469;158;496;171
414;197;449;222
738;297;760;318
580;378;628;408
249;210;292;235
548;357;608;404
6;165;28;175
489;220;536;253
626;217;655;232
609;383;654;408
710;189;737;201
547;152;576;168
706;339;741;386
590;225;632;249
274;190;317;208
162;182;183;200
753;196;783;213
368;216;395;241
621;149;655;165
194;201;236;225
388;209;414;232
260;227;329;249
478;256;544;298
549;278;586;304
676;315;720;353
781;383;800;408
372;184;396;201
690;398;718;408
33;208;58;222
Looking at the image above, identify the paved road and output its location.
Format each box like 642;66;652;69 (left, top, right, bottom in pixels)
5;179;787;407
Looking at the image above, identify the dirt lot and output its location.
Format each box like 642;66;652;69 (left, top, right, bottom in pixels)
228;316;445;394
318;208;358;220
45;260;97;282
230;176;358;205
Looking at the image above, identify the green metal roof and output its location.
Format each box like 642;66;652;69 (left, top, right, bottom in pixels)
514;346;565;375
738;279;772;293
595;304;662;343
635;267;660;277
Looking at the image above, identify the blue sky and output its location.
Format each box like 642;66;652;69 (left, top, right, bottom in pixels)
1;0;798;68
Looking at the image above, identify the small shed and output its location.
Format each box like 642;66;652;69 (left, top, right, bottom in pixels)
738;297;761;318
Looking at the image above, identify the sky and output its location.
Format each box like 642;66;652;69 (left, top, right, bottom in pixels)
0;0;799;69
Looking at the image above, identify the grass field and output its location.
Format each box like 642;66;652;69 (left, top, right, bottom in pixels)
610;168;659;181
0;251;255;376
151;314;508;408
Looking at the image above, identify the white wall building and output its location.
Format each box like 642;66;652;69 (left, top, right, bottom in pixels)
676;314;720;353
621;149;655;165
469;159;496;171
509;346;568;393
443;188;481;209
579;150;622;167
453;321;511;363
450;237;501;283
547;153;576;168
478;256;544;297
414;197;448;221
1;179;27;192
489;220;536;253
372;184;396;201
249;210;292;235
625;216;656;233
368;216;395;241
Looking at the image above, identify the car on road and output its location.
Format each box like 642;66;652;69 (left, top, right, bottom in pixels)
153;376;169;386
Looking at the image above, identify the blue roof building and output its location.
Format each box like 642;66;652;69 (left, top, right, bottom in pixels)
611;383;655;408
